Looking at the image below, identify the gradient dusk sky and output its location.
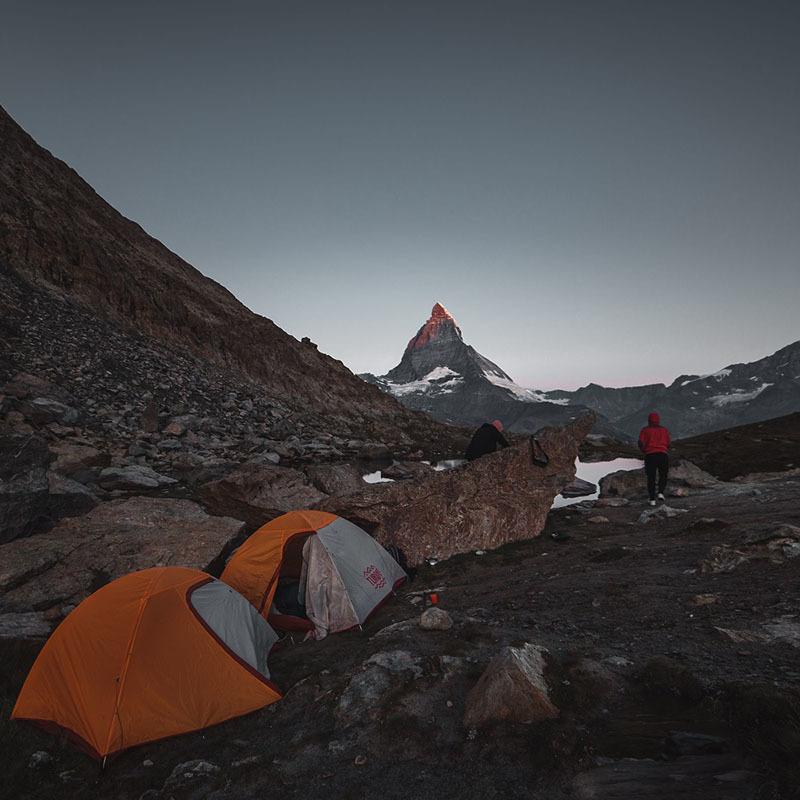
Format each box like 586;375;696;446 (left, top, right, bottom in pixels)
2;0;798;389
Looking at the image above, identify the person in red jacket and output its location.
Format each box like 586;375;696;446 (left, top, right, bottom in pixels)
638;411;671;506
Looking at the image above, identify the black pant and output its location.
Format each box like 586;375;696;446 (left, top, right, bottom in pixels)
644;453;669;500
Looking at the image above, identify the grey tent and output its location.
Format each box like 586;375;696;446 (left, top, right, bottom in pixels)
221;511;407;639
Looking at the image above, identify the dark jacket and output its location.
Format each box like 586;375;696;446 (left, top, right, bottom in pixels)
465;423;509;461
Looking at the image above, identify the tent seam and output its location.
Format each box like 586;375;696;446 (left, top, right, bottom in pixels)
101;570;161;757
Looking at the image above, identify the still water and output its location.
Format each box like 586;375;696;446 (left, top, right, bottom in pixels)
363;457;643;498
551;457;643;508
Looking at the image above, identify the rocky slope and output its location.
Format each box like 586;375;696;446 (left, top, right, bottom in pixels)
672;412;800;480
362;304;609;436
3;456;800;799
0;105;462;449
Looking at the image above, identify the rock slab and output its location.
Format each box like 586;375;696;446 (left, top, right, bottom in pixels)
200;463;327;527
321;414;594;565
0;497;245;613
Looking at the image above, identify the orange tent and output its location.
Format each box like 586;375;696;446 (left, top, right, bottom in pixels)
12;567;281;759
221;510;406;636
221;510;336;625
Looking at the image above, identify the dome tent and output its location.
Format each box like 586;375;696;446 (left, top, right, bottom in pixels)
221;510;407;638
12;567;281;759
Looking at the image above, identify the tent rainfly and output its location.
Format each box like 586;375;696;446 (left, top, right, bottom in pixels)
12;567;281;759
221;510;407;638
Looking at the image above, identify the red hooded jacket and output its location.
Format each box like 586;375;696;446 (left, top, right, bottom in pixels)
638;412;671;455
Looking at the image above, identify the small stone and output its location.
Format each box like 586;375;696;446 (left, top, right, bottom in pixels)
29;750;53;768
163;421;185;437
691;594;719;606
142;759;154;767
354;754;367;766
588;515;609;524
463;643;558;728
420;607;453;631
163;760;220;790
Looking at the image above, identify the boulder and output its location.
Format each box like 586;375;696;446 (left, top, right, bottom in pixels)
163;421;186;437
200;463;327;528
0;434;53;542
0;433;52;478
419;607;453;630
0;469;50;543
98;464;178;491
560;476;597;498
381;461;435;481
140;398;159;433
463;643;559;728
49;442;109;476
336;668;393;728
358;442;392;460
19;397;80;426
321;414;594;565
594;497;629;508
46;471;98;519
0;611;51;639
305;463;365;496
0;497;245;613
599;459;718;499
638;505;689;523
2;373;65;400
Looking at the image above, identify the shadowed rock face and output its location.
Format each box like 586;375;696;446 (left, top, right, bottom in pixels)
320;413;595;565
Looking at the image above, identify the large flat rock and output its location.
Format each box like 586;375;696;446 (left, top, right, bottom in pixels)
0;497;245;614
200;463;327;527
320;414;594;565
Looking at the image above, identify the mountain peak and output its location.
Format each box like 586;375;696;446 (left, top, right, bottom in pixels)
430;302;453;321
406;302;461;352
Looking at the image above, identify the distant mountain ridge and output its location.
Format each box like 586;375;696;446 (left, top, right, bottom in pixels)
364;302;799;439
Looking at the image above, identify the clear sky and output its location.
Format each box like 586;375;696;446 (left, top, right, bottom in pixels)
2;0;798;389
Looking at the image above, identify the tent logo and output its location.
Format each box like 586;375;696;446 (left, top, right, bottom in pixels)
363;565;386;589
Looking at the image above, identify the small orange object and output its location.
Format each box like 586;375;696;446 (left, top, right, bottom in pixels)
429;593;439;605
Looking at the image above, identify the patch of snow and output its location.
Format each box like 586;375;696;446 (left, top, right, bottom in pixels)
683;367;732;386
425;366;460;380
482;370;569;404
362;470;394;484
386;366;464;397
709;383;773;407
434;458;467;471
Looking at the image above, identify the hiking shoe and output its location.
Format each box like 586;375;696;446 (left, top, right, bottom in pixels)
657;493;665;501
649;500;656;507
